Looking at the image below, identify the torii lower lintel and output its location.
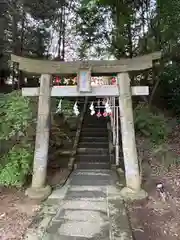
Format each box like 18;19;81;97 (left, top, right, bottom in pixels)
22;85;149;97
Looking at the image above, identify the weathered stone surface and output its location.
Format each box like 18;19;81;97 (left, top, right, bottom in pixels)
11;52;161;74
60;200;107;212
54;209;108;222
108;199;133;240
25;185;52;201
48;184;70;200
65;190;106;200
120;187;148;201
69;186;106;192
31;74;51;189
118;73;142;192
69;170;113;186
58;221;105;237
23;169;133;240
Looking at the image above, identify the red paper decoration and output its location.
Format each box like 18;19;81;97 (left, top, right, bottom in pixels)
96;111;101;118
55;77;61;84
103;111;108;117
111;77;116;85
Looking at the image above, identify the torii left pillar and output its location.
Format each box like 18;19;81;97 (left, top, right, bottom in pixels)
26;74;52;200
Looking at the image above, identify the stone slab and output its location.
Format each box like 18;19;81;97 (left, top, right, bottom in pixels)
69;174;112;186
59;200;107;212
54;209;108;222
73;169;111;175
43;233;109;240
69;170;118;187
108;199;133;240
49;183;70;200
58;221;109;238
69;186;106;192
65;190;107;200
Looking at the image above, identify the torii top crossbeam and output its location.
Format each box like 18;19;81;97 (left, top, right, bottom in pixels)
11;52;161;75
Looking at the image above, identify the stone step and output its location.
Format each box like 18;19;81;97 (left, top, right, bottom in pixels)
81;127;107;132
76;154;109;163
83;116;108;120
83;120;107;125
75;162;110;169
79;136;108;142
77;147;108;155
65;190;107;200
83;120;108;125
82;126;107;130
82;121;107;125
79;142;109;148
81;131;108;137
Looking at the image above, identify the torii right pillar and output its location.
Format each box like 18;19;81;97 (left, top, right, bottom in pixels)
118;72;148;200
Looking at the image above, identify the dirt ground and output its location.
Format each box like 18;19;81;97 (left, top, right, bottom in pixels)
127;166;180;240
127;123;180;240
0;188;40;240
0;168;70;240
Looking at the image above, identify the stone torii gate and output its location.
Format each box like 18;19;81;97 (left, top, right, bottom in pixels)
11;52;161;200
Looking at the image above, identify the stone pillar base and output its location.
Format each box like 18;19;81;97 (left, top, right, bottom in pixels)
25;185;52;201
120;187;148;201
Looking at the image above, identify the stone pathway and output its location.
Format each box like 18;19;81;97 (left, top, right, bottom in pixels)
25;169;132;240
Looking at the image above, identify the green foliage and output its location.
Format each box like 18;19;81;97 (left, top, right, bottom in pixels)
0;91;33;140
55;99;76;119
76;2;110;59
0;145;33;187
158;63;180;114
0;91;34;187
134;104;169;144
61;100;75;118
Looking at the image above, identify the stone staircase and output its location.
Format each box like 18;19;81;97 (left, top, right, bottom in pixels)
75;99;111;169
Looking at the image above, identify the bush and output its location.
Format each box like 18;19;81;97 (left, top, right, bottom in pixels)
0;91;34;140
0;145;33;187
134;103;169;145
0;91;34;187
0;93;77;187
157;63;180;114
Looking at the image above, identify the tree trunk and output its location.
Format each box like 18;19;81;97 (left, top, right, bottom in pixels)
11;0;18;90
18;6;26;89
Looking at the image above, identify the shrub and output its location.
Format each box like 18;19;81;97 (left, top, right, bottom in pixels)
0;91;34;140
157;63;180;115
0;93;76;187
0;145;33;187
134;103;169;145
0;91;34;187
